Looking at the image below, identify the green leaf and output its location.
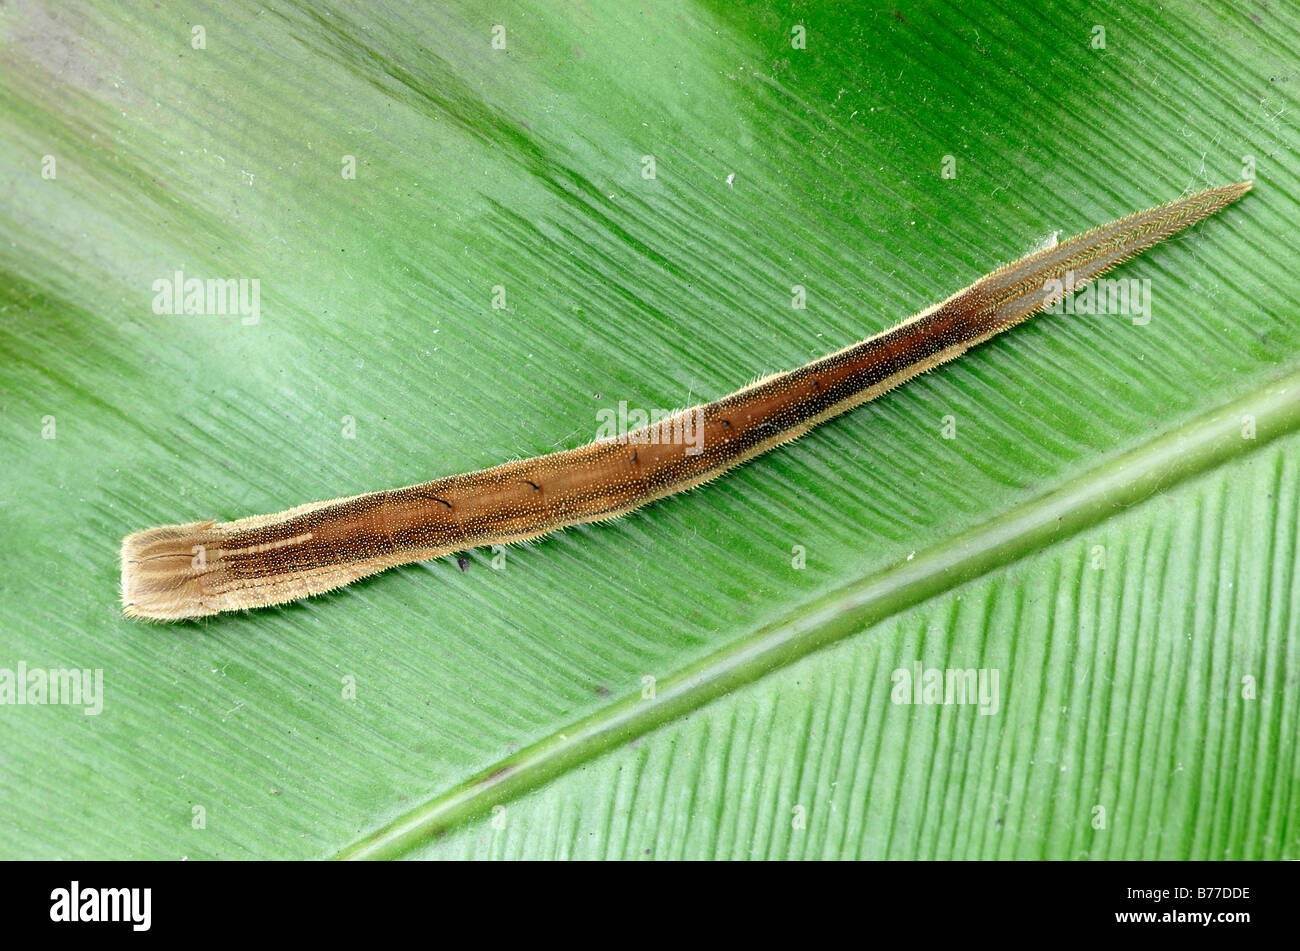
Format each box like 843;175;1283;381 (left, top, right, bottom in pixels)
1;0;1295;859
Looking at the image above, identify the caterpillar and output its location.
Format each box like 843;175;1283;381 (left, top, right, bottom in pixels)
121;182;1251;620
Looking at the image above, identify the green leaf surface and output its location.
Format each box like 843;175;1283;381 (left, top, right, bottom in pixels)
1;0;1296;859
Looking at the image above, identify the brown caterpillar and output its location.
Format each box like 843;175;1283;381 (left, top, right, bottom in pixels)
121;182;1251;620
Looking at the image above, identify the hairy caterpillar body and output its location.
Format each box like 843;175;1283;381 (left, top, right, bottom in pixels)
121;182;1252;620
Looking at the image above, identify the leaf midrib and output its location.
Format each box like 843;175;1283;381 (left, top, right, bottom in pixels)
331;363;1298;858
